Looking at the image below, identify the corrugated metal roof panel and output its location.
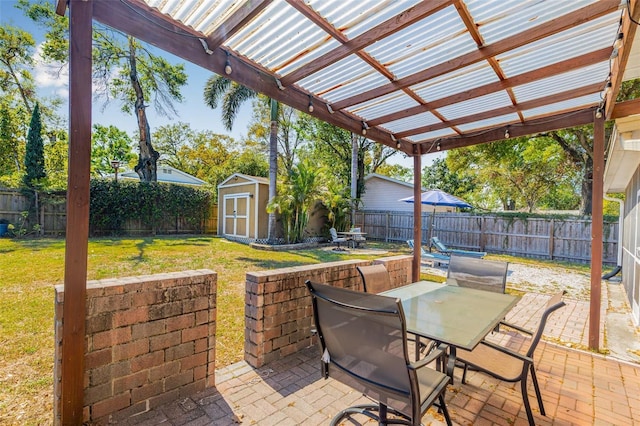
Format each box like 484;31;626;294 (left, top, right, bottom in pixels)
466;0;598;45
364;6;477;79
438;91;514;120
522;94;601;119
308;0;422;40
383;112;441;133
298;56;389;103
512;62;609;102
409;128;458;143
457;113;520;132
411;62;499;101
497;13;620;77
351;93;420;121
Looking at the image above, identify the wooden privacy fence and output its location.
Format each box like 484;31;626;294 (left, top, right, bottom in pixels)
354;210;619;265
0;189;218;236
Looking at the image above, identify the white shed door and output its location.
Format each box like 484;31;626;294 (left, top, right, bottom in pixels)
223;194;250;238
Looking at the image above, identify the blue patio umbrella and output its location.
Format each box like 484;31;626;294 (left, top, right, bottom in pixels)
399;189;472;209
399;189;472;243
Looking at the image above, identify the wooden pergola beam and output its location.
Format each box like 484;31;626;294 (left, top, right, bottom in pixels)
332;0;619;110
421;108;596;152
204;0;273;51
61;0;93;423
604;0;639;119
611;98;640;119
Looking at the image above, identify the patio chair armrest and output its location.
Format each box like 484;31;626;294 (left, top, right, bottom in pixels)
410;343;448;370
498;320;533;335
479;340;533;364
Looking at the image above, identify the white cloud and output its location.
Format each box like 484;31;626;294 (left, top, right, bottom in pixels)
33;43;68;96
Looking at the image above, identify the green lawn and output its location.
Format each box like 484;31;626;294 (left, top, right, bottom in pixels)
0;236;407;425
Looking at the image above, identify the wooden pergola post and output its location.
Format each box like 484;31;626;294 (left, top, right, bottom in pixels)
61;0;93;423
412;154;422;282
589;112;605;350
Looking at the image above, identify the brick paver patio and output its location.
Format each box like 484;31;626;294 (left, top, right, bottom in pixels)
108;288;640;425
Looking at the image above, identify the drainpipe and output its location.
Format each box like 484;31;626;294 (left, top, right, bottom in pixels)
602;195;623;279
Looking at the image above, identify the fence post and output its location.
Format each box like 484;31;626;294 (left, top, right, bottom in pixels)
385;212;389;242
548;219;555;260
479;216;485;251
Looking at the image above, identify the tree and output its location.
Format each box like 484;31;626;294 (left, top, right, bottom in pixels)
23;103;45;188
203;75;279;241
267;159;326;243
298;116;397;200
91;124;136;177
421;157;476;198
18;1;188;182
0;25;36;114
447;137;578;212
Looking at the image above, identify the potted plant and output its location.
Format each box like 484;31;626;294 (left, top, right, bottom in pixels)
0;218;8;237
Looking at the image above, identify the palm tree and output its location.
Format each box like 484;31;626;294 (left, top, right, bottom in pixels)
203;76;279;242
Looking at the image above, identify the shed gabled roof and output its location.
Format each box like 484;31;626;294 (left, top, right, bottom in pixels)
84;0;639;156
218;173;269;188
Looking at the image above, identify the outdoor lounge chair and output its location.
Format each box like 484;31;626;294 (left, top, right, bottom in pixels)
407;239;450;267
446;254;509;294
430;236;487;258
305;280;452;426
456;291;566;426
329;227;348;250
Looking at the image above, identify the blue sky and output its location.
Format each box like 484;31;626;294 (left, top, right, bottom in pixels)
0;0;426;168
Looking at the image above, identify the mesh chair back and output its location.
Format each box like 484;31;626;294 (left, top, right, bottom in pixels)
446;254;508;293
357;264;392;294
306;281;414;416
525;291;566;358
329;227;339;241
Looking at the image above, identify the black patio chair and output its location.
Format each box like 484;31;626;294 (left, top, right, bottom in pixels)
356;264;392;294
329;227;348;250
456;291;566;426
305;280;452;426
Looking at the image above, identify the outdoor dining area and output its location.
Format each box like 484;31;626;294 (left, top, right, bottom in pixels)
102;257;640;426
52;1;640;424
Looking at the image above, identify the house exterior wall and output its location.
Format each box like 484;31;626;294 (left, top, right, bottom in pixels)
244;256;412;367
53;270;217;425
361;176;451;213
622;166;640;326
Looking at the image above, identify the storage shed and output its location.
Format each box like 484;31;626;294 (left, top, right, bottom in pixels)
217;173;269;240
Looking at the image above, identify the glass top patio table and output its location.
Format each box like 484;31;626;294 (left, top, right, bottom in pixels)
380;281;519;351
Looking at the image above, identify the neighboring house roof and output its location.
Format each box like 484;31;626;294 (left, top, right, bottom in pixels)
116;165;207;186
364;173;416;189
218;173;269;188
604;114;640;193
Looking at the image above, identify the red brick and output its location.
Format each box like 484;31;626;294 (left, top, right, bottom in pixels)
180;352;207;372
194;337;208;354
149;360;180;382
113;306;149;327
131;381;163;403
86;348;112;369
90;294;131;315
164;370;193;391
93;327;132;350
195;310;208;325
113;338;149;362
131;319;166;339
84;382;113;405
166;342;194;361
182;324;209;343
150;330;181;351
114;370;149;394
130;351;164;373
90;392;131;420
167;313;195;332
149;302;183;320
86;312;113;333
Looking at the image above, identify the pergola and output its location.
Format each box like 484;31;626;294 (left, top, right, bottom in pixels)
56;0;640;423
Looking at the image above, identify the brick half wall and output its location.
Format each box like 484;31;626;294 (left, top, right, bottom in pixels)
54;270;217;424
245;255;412;367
